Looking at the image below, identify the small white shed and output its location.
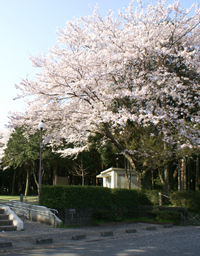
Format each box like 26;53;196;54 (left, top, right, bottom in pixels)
96;167;141;189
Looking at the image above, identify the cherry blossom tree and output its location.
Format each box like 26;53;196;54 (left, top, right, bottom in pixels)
0;128;13;165
10;0;200;181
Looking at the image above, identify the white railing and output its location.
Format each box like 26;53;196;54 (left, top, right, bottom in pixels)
0;202;29;220
2;201;61;227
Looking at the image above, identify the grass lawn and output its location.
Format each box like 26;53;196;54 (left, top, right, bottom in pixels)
0;195;38;204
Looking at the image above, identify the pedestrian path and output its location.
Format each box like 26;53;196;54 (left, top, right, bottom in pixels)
0;219;196;255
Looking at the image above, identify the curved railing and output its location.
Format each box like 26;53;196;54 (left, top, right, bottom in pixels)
1;201;61;227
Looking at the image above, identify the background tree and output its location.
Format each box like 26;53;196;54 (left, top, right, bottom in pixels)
1;128;63;195
2;128;39;195
10;1;200;185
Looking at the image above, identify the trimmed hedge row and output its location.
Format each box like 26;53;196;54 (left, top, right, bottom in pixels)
40;185;113;209
110;188;151;207
40;185;153;209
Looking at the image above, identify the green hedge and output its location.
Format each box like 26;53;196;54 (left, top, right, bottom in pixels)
110;188;138;207
40;185;114;209
40;185;152;209
137;190;154;205
170;191;200;213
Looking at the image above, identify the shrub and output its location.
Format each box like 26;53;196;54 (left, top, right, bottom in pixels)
170;191;200;214
92;209;115;221
142;189;171;205
40;185;114;209
39;185;65;209
40;185;153;210
142;190;159;205
137;190;153;205
149;210;181;224
110;188;138;207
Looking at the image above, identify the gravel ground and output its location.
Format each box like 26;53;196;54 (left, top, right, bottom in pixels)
0;220;199;255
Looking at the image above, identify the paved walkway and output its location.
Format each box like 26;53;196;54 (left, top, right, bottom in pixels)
0;220;198;255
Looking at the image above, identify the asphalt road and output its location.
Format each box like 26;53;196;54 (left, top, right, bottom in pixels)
4;225;200;256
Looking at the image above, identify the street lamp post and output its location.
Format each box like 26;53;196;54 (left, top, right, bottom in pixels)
38;120;46;202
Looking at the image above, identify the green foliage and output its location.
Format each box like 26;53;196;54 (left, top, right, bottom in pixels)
153;175;165;190
40;186;186;225
88;133;120;168
40;186;152;210
141;189;170;206
143;190;159;206
170;191;200;214
2;127;40;169
40;185;65;208
1;127;60;174
110;188;138;207
93;208;180;224
40;185;114;209
70;149;101;180
93;189;152;222
137;190;154;205
149;210;180;224
92;209;116;222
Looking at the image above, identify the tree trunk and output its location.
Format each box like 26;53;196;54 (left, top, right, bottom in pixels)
178;160;181;192
82;170;85;186
128;161;131;189
103;122;139;184
53;160;58;185
195;155;199;191
123;151;141;188
179;158;186;192
12;169;16;196
24;169;30;197
163;142;169;196
184;158;187;191
151;170;154;189
196;155;199;191
187;165;190;190
124;158;131;189
158;169;164;184
164;165;169;196
181;158;186;191
33;171;39;189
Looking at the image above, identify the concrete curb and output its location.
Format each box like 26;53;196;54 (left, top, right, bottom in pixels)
0;221;178;253
163;224;173;228
101;231;113;237
36;238;53;244
146;226;157;230
126;229;137;233
71;235;86;240
0;242;12;248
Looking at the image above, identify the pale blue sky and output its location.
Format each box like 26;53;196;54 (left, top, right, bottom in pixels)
0;0;197;128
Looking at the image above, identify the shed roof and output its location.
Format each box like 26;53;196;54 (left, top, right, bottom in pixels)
96;167;135;178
